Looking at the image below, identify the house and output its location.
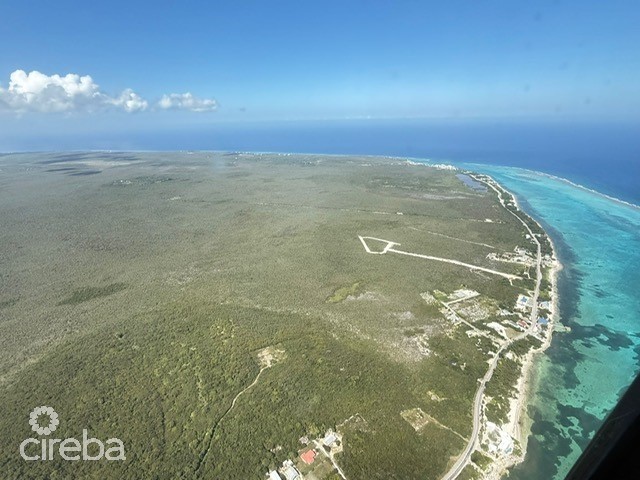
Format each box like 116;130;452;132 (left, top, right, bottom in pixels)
516;294;531;310
537;317;549;325
281;465;300;480
300;449;316;464
322;432;337;447
279;460;300;480
267;470;283;480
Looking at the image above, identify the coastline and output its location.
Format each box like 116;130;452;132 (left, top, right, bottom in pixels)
409;158;562;479
2;151;637;479
504;251;562;464
462;161;640;212
484;176;563;479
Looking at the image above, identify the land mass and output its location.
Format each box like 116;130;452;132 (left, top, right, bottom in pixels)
0;152;558;479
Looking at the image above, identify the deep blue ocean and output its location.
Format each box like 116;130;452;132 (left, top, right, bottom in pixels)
44;118;638;206
10;118;640;478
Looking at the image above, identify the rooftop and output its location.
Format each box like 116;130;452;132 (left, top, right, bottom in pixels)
282;466;300;480
267;470;282;480
300;449;316;464
323;433;338;447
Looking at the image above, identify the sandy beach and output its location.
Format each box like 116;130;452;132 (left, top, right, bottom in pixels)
486;181;563;479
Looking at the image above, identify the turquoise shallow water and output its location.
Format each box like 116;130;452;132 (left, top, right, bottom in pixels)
460;164;640;479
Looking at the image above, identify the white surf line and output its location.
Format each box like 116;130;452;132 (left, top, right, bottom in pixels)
358;236;521;281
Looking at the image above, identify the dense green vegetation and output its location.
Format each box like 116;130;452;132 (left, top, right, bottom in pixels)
509;337;541;358
0;299;464;479
58;283;128;305
0;297;18;309
327;281;363;303
484;356;521;424
0;152;540;479
471;450;492;471
458;464;481;480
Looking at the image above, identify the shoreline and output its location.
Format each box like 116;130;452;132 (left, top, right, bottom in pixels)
505;252;562;463
483;176;563;479
409;159;562;479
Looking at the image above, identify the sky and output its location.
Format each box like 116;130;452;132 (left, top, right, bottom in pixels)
1;0;639;148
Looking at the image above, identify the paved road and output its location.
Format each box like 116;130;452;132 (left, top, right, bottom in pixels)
441;331;528;480
475;176;544;329
440;175;543;480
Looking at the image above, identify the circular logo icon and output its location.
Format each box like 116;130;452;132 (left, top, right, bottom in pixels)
29;406;59;436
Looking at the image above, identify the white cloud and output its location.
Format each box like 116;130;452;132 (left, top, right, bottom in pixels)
158;92;217;112
0;70;101;113
0;70;217;115
107;88;149;113
0;69;147;114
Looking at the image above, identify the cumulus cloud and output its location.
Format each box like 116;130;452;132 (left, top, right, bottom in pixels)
0;70;107;113
158;92;218;112
0;70;217;115
107;88;149;113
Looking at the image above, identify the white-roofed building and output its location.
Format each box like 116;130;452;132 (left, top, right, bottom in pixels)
281;465;300;480
267;470;283;480
322;432;337;447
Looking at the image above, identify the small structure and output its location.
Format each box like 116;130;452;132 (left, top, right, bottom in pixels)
517;319;528;329
539;301;551;310
515;294;532;311
300;448;316;465
322;431;338;447
298;436;309;445
280;461;300;480
267;470;283;480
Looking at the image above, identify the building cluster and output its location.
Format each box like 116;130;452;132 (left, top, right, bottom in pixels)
486;246;535;267
266;430;343;480
268;459;301;480
500;294;550;338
